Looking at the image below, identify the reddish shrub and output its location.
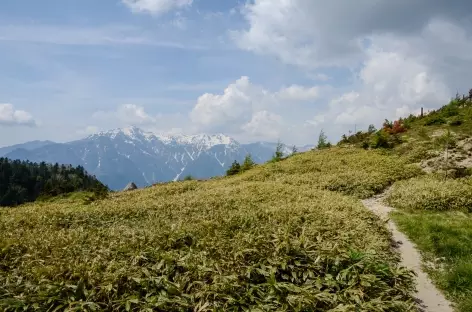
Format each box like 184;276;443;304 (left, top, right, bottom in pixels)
383;119;406;135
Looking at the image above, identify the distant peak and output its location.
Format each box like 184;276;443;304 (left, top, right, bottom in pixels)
88;126;147;140
158;133;238;148
87;127;239;149
121;126;144;136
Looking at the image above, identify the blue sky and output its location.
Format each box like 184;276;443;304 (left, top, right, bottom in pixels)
1;0;472;146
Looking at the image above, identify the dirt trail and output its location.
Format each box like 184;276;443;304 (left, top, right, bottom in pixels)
362;193;454;312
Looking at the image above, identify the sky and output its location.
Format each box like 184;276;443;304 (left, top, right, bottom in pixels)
1;0;472;147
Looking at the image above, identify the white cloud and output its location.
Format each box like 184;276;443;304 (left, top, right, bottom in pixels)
277;85;320;101
90;105;190;136
242;111;284;139
76;126;100;136
234;0;472;69
308;73;331;82
232;1;472;142
305;114;325;127
0;104;37;127
315;48;450;131
119;104;156;124
122;0;193;15
190;76;326;140
190;76;265;132
93;104;156;125
233;0;364;68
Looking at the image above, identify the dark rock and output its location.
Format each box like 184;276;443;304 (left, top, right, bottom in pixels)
123;182;138;191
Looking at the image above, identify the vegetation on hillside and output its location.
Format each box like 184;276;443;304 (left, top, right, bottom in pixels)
386;176;472;212
270;141;286;163
0;158;108;207
317;129;332;149
232;148;421;199
226;142;290;177
183;175;194;181
226;160;242;176
392;210;472;312
0;149;418;311
339;91;472;152
374;91;472;312
226;154;256;176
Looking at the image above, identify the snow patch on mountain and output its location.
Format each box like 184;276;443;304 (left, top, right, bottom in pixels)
91;126;238;151
174;167;186;182
5;126;313;190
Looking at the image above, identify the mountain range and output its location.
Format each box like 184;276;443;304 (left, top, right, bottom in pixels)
1;127;313;190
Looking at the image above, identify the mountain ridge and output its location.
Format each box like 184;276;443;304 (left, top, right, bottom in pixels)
0;140;56;156
3;127;313;190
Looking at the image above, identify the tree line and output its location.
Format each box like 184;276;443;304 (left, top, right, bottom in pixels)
226;132;333;176
226;141;296;176
0;158;108;207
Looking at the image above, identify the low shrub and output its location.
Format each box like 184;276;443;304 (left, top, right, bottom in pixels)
235;148;421;199
383;119;407;135
387;176;472;212
441;104;460;117
424;115;447;126
338;130;372;146
417;127;431;141
396;143;436;163
36;190;107;205
370;130;390;148
183;175;194;181
0;181;416;311
433;130;457;149
370;130;403;149
449;116;463;126
392;210;472;312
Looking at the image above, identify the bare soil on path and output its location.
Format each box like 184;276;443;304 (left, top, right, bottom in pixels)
362;193;454;312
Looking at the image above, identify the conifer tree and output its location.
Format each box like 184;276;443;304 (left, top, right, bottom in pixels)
317;130;331;149
0;157;108;207
241;154;256;172
226;160;241;176
271;140;285;162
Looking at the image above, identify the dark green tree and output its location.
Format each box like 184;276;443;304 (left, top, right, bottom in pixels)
241;154;256;172
183;175;194;181
226;160;241;176
317;130;331;149
0;157;108;207
271;140;285;162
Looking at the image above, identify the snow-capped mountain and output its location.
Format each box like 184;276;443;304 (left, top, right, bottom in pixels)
3;127;312;190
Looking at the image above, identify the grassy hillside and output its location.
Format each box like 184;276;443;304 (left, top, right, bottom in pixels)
229;148;420;199
355;95;472;312
386;176;472;212
0;149;419;311
338;95;472;171
392;210;472;312
387;175;472;312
